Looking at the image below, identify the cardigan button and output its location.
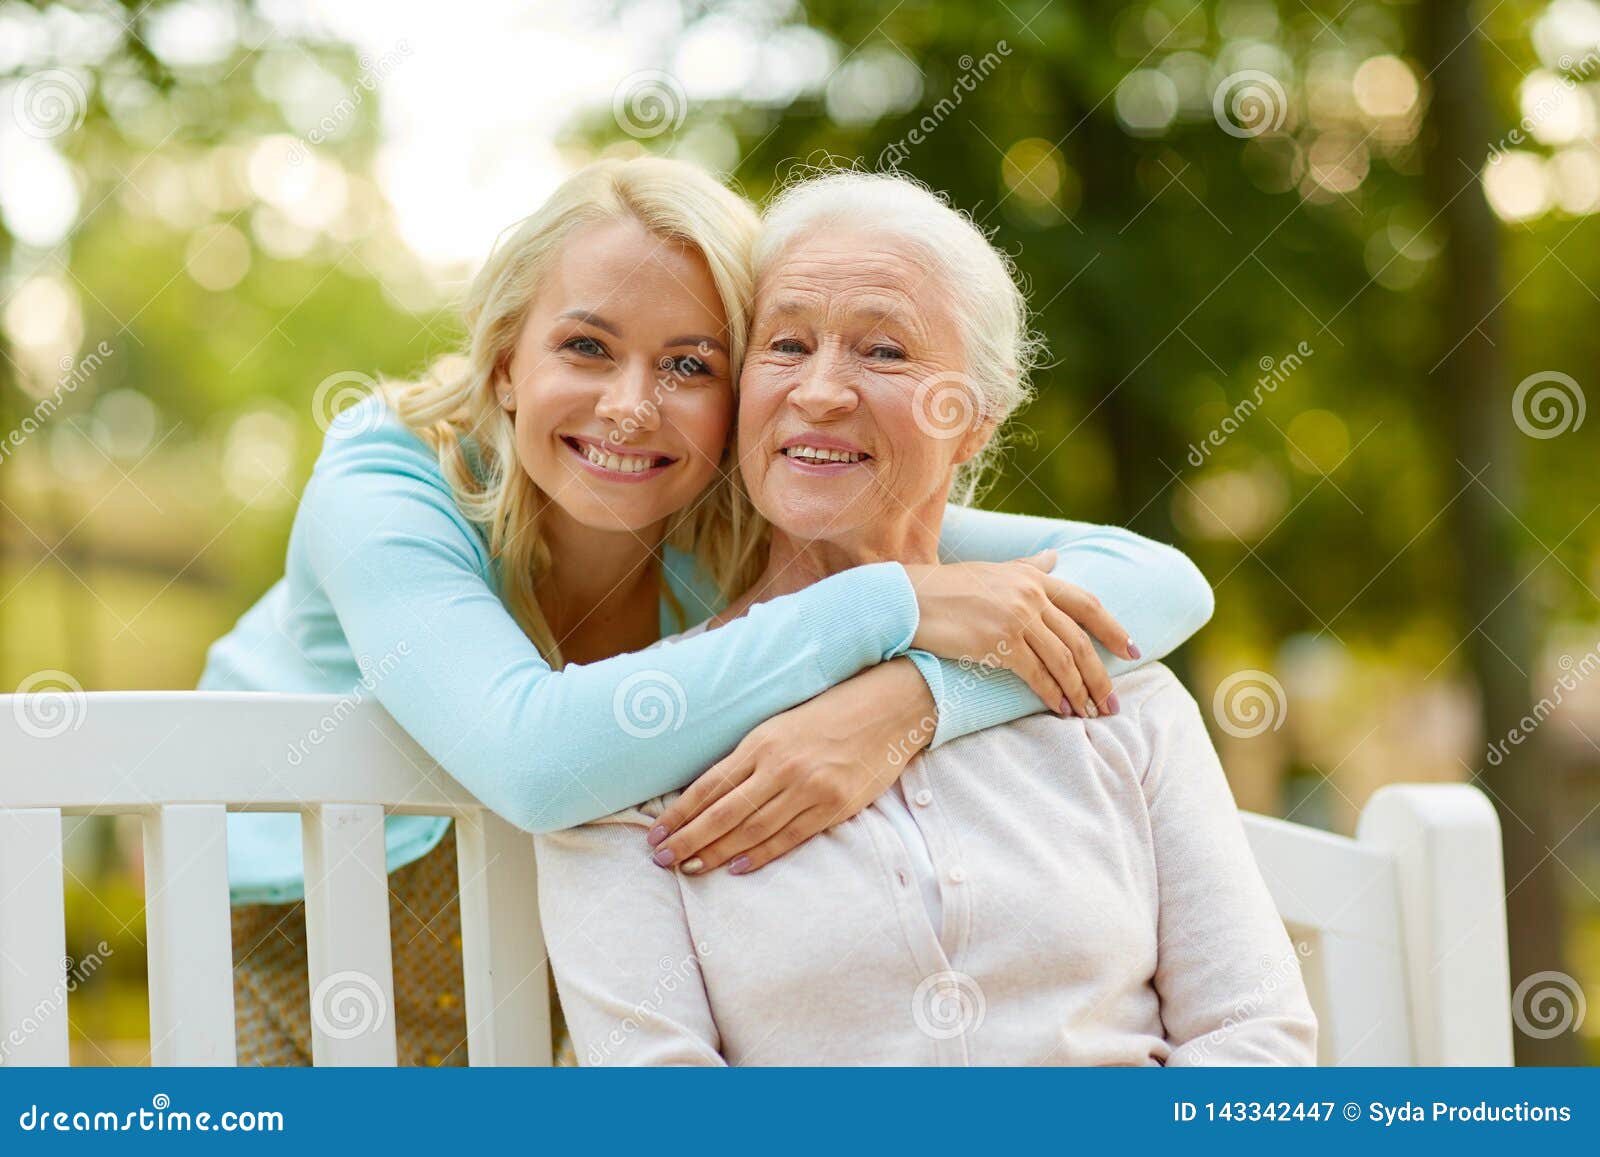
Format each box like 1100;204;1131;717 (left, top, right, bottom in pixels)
914;789;933;807
948;866;967;884
896;869;910;887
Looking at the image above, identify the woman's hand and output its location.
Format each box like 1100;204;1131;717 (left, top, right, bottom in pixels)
647;658;937;876
902;549;1137;719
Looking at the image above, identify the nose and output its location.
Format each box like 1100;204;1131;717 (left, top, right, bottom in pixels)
593;356;662;436
788;342;858;421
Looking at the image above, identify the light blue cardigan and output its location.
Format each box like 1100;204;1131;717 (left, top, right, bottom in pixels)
201;397;1214;905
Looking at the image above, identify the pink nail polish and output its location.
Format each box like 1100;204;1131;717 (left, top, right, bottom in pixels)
652;847;675;868
646;824;668;847
1128;641;1142;660
1059;698;1075;716
728;855;752;875
1107;692;1121;715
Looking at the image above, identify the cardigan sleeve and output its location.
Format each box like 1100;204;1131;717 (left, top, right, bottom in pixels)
910;504;1216;746
1135;677;1318;1065
296;400;920;833
534;803;725;1066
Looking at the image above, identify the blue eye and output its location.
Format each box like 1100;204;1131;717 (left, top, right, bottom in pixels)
868;345;906;361
563;336;607;357
660;354;710;377
772;339;807;355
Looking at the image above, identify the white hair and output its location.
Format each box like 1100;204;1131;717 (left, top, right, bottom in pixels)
754;168;1043;502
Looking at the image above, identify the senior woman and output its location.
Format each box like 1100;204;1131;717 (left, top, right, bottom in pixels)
533;171;1317;1066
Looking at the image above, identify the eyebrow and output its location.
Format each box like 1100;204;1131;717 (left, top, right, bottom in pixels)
557;309;622;336
664;334;728;355
766;298;915;330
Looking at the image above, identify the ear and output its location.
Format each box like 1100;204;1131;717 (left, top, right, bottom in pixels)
952;414;999;466
494;363;516;414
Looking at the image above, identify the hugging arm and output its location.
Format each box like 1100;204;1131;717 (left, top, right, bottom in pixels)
1137;681;1318;1065
534;809;724;1066
301;419;929;833
915;504;1216;745
651;506;1216;873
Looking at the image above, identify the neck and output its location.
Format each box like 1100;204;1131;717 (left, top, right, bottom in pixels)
535;503;664;643
724;502;945;620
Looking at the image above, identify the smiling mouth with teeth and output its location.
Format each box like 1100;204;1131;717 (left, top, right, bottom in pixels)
562;436;673;475
781;445;871;465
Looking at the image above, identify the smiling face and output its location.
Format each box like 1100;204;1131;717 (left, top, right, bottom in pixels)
498;217;735;537
737;227;994;559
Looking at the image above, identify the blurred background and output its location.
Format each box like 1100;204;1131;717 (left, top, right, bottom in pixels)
1;0;1597;1065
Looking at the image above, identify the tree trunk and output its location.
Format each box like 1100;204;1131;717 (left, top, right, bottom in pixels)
1417;0;1578;1065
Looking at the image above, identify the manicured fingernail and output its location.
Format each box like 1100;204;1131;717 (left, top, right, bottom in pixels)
1059;697;1075;716
651;847;675;867
1084;700;1100;719
681;857;704;875
1107;692;1121;715
646;824;668;847
1127;641;1141;660
728;856;752;875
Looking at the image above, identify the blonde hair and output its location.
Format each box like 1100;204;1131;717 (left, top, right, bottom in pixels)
756;168;1043;505
374;157;768;665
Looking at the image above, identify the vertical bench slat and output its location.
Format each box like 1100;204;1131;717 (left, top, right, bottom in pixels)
301;804;397;1065
455;812;551;1066
0;808;69;1066
143;805;235;1065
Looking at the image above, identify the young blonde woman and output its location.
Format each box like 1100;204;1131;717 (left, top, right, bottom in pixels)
201;156;1215;1065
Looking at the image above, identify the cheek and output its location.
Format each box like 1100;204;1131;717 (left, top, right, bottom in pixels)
669;386;736;469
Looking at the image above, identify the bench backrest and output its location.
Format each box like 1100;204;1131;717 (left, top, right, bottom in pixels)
0;693;1512;1065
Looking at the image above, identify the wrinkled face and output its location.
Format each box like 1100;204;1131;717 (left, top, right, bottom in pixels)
737;227;992;548
500;218;735;535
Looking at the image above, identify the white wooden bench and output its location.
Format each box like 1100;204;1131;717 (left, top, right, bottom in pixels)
0;692;1513;1066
